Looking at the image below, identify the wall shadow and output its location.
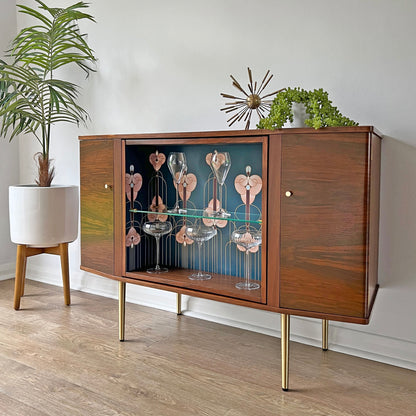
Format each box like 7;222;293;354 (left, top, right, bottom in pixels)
378;135;416;288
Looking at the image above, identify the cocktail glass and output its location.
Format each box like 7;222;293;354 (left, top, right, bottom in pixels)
231;227;261;290
210;150;231;217
143;220;172;273
185;222;217;280
167;152;187;213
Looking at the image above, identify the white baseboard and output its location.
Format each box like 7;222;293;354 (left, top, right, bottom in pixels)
3;263;416;372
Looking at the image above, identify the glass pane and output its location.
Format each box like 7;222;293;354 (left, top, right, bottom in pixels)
125;141;264;295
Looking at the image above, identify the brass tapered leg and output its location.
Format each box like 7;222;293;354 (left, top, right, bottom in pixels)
281;313;290;391
176;293;182;315
59;243;71;306
119;281;126;342
14;245;26;310
322;319;329;351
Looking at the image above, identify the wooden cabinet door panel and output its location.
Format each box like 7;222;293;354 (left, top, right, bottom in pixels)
80;140;115;276
280;133;369;318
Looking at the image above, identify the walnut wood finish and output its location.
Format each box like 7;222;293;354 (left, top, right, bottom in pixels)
267;132;281;308
125;269;263;304
367;134;381;315
80;139;120;276
79;127;381;323
80;125;383;141
278;132;380;320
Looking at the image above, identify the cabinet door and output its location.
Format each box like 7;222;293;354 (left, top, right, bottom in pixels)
280;133;370;318
80;139;118;276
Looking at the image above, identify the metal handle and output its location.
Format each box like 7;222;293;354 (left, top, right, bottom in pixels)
285;191;293;197
104;183;113;190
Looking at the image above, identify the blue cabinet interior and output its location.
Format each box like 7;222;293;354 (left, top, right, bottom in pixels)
125;142;263;281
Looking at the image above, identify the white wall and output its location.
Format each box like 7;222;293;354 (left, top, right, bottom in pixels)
0;0;19;275
9;0;416;370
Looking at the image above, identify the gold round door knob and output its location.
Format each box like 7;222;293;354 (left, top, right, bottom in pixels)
285;191;293;197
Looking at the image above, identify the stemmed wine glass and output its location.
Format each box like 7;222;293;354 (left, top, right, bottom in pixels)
210;150;231;217
231;226;262;290
167;152;187;213
185;221;217;280
143;220;172;273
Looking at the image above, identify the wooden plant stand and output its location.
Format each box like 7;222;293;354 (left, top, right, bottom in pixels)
13;243;70;310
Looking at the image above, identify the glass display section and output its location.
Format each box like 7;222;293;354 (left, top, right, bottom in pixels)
124;139;266;304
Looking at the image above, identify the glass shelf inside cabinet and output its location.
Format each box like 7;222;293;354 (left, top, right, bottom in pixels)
129;208;262;224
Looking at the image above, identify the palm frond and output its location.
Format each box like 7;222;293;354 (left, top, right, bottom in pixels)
16;3;53;28
0;0;96;163
11;3;96;77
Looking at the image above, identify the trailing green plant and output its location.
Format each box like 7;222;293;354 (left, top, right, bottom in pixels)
257;87;358;130
0;0;97;186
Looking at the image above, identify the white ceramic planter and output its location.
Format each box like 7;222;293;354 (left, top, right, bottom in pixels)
285;102;308;128
9;185;79;247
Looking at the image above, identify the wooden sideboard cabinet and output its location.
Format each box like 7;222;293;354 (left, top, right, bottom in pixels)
79;126;382;390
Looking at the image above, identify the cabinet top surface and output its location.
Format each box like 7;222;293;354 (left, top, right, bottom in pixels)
79;126;381;141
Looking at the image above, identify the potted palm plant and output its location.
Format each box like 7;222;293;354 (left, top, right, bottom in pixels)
0;0;96;247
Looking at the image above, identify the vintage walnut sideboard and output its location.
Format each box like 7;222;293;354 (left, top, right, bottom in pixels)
79;126;382;390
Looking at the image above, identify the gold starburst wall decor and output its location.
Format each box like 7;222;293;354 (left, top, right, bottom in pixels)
220;67;284;129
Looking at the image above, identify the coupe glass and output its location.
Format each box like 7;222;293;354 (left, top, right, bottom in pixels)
167;152;187;213
231;226;262;290
185;222;217;280
143;220;172;273
210;150;231;217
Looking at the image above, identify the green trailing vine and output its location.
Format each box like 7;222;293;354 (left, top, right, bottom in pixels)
257;87;358;130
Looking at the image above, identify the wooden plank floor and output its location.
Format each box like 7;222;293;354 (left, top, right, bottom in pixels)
0;279;415;416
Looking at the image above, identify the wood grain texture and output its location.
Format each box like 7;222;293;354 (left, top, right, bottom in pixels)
1;279;414;416
113;139;125;277
125;136;266;146
79;127;382;325
119;276;372;324
366;132;381;317
80;140;115;276
13;245;26;310
267;133;282;308
125;268;264;304
78;126;379;141
279;133;371;318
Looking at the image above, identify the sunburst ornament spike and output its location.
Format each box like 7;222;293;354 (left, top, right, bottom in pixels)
220;67;284;129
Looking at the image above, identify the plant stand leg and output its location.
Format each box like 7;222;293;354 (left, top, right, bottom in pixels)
119;281;126;342
59;243;70;306
322;319;329;351
281;313;290;391
176;293;182;315
14;244;27;310
20;254;27;298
